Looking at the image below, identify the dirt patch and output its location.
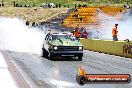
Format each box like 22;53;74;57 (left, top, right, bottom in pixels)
0;7;69;22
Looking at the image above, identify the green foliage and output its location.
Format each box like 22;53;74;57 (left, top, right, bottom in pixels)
1;0;132;7
2;0;75;6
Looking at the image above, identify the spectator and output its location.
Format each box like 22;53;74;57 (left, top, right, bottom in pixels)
41;22;44;26
16;4;22;7
81;30;88;39
120;9;122;13
112;24;118;41
80;27;84;33
78;4;81;8
80;17;83;21
59;4;61;8
26;21;29;26
123;5;127;8
56;4;58;8
45;30;52;40
2;3;4;7
73;27;80;40
13;1;16;7
24;5;27;7
96;8;100;15
19;4;22;7
15;3;18;7
48;4;51;8
35;22;39;27
32;22;35;27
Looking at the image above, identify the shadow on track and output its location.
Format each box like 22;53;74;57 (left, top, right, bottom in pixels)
42;56;80;61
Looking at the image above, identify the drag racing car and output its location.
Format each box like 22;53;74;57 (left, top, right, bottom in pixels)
42;32;83;61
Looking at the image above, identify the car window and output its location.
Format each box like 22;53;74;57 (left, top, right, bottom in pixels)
52;34;78;41
52;34;70;40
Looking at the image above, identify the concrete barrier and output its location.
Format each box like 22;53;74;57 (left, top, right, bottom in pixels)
80;38;132;58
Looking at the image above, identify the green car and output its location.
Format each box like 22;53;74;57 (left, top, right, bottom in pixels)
42;32;83;61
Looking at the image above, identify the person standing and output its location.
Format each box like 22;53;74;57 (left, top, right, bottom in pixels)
112;24;118;41
59;4;61;8
45;30;51;40
81;30;88;39
73;28;80;40
96;8;100;15
80;27;84;33
32;22;35;27
26;20;29;26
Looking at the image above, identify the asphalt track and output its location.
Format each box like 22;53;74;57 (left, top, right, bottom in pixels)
1;50;132;88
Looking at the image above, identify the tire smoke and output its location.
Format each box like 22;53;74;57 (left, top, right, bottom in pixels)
87;9;132;40
0;17;46;55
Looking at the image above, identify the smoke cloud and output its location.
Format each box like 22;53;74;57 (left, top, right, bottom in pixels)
0;9;132;55
0;17;46;55
87;9;132;40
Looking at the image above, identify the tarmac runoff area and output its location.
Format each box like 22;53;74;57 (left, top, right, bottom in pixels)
0;52;17;88
1;50;132;88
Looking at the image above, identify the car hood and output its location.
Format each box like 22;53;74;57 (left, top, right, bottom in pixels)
52;39;83;46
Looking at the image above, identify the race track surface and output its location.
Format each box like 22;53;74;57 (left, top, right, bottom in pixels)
1;50;132;88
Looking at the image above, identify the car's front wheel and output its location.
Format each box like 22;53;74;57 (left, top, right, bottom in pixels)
49;53;53;60
42;48;49;58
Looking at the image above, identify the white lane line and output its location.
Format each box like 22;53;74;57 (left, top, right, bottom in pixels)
0;52;18;88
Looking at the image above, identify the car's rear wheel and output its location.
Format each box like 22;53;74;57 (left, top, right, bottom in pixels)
78;56;82;61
